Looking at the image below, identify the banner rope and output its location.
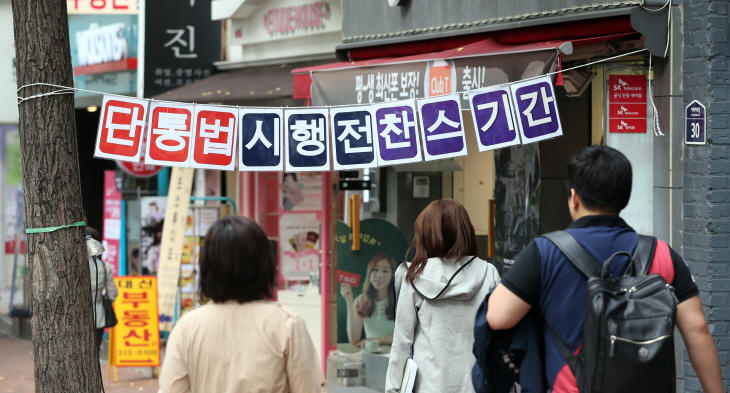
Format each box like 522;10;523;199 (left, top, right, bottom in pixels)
25;221;86;234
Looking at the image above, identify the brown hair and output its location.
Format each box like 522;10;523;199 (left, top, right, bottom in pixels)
406;199;477;283
355;253;396;320
199;216;276;303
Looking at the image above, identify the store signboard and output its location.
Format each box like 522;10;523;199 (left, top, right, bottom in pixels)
416;94;467;161
112;276;160;367
68;0;138;14
144;0;220;97
468;84;521;152
330;107;378;170
102;171;122;274
685;100;706;145
372;100;422;166
510;76;563;144
608;75;647;133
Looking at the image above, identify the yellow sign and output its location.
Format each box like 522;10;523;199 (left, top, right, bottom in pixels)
111;276;161;368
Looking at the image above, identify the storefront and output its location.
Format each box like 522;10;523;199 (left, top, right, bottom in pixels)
288;1;687;390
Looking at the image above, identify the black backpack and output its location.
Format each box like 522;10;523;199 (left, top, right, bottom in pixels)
543;231;678;393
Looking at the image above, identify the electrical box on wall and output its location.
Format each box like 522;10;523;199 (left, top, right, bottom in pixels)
413;176;429;198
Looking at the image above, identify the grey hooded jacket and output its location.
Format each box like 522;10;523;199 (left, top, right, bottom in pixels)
385;256;500;393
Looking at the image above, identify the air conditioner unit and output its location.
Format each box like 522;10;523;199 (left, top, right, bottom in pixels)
563;68;595;98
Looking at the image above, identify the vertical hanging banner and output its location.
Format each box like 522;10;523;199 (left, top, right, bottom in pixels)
285;108;330;172
94;95;150;162
191;106;238;171
373;100;422;166
145;102;195;167
330;107;378;170
112;276;161;368
239;108;284;171
468;84;521;152
510;76;563;144
102;170;122;275
157;167;194;332
416;94;467;161
608;75;647;133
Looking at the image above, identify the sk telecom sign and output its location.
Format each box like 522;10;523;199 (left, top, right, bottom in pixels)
608;75;647;133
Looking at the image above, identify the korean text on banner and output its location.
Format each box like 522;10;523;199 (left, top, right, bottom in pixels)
468;84;522;152
510;75;563;144
330;107;378;170
145;102;196;167
191;106;238;171
372;100;422;166
102;171;122;274
285;108;330;172
157;167;194;332
608;75;647;133
113;276;160;368
239;108;284;171
417;94;467;161
94;95;150;162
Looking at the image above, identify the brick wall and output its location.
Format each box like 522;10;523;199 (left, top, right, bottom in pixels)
683;0;730;391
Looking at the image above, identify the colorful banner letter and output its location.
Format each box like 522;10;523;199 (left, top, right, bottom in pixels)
94;95;149;162
239;108;284;171
145;102;195;167
468;84;522;152
191;106;238;170
373;100;422;166
510;76;563;144
285;108;330;172
330;107;378;170
417;94;467;161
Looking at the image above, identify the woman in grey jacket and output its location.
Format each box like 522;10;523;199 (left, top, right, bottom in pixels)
385;199;500;393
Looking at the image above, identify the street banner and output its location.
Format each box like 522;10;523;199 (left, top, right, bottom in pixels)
285;108;330;172
102;171;122;275
608;75;647;133
145;102;196;167
468;84;522;152
191;106;238;171
112;276;160;368
94;95;149;162
156;167;194;332
372;100;422;166
239;108;284;171
416;94;467;161
330;107;378;170
510;75;563;144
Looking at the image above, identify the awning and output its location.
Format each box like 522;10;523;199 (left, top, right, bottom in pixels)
153;66;303;106
292;32;636;107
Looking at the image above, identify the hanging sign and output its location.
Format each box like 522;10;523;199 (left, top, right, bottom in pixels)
94;96;149;162
685;100;706;145
116;160;164;178
111;276;161;368
330;107;378;170
510;75;563;144
191;106;238;170
417;94;467;161
608;75;647;133
285;108;330;172
144;102;195;167
468;84;521;152
239;108;284;171
102;170;122;274
373;100;422;166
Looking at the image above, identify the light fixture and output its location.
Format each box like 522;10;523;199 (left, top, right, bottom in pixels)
87;105;98;113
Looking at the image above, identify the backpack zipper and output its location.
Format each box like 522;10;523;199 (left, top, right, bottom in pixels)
609;334;671;357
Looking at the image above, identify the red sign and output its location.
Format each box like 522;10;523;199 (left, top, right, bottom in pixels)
145;103;194;167
263;2;330;35
428;64;452;97
102;170;122;275
115;160;163;178
608;75;647;133
337;270;362;288
191;107;238;170
94;96;149;161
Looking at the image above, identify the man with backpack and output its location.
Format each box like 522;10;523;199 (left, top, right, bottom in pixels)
486;145;722;393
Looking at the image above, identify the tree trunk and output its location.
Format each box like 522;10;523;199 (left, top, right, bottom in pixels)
11;0;102;392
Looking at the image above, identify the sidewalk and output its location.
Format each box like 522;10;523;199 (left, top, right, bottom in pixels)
0;333;159;393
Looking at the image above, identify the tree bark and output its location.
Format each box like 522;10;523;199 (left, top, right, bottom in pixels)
11;0;102;392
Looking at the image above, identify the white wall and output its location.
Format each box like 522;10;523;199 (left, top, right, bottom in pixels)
0;0;18;124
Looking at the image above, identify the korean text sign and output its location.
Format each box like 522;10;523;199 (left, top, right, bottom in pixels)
373;100;422;166
112;276;160;368
330;107;378;170
468;84;521;152
239;108;284;171
285;109;330;171
608;75;647;133
416;94;467;161
94;96;149;162
510;76;563;144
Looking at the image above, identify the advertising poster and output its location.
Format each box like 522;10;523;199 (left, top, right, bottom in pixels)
140;196;167;275
335;219;409;351
279;213;320;280
112;276;161;368
179;208;218;315
102;171;122;274
493;144;541;268
280;172;323;211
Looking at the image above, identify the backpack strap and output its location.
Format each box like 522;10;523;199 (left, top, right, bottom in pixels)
627;235;657;276
543;231;601;278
